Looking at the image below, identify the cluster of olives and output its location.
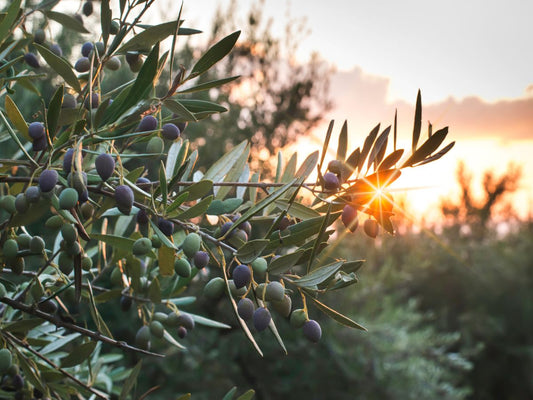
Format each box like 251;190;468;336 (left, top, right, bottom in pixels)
0;347;50;399
203;249;322;343
322;160;381;238
135;311;195;350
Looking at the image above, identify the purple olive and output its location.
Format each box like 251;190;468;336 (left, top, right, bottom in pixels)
28;122;45;140
38;169;58;192
237;298;255;320
158;218;174;236
161;123;180;141
342;204;358;232
193;251;209;269
115;185;134;215
137;115;158;132
253;307;271;332
232;264;251;289
323;172;340;191
302;319;322;343
24;53;40;68
81;42;94;57
95;153;115;182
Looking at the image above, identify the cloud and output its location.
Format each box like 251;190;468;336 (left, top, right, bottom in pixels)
328;67;533;141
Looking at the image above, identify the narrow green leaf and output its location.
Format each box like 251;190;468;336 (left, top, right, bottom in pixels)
40;332;80;355
163;329;186;350
5;95;29;141
318;120;334;174
182;180;213;202
190;31;241;77
45;11;89;33
267;249;305;274
178;99;227;113
275;151;283;183
188;313;231;329
104;43;159;123
166;191;189;214
177;76;240;94
34;43;81;92
342;260;365;274
367;126;391;171
266;212;341;251
159;161;167;206
306;203;332;272
119;361;142;400
236;390;255;400
223;387;237;400
86;283;113;338
149;220;177;249
61;341;97;368
174;195;213;221
336;120;348;161
309;296;367;331
417;141;455;166
148;276;162;302
90;234;134;252
378;149;404;171
226;178;299;238
358;124;380;172
46;84;63;138
15;350;47;394
235;239;269;263
216;142;249;199
118;21;200;53
162;99;197;121
412;89;422;152
0;0;22;47
295;150;319;181
0;109;36;166
158;246;175;277
165;140;182;178
204;140;247;182
3;318;43;334
296;261;344;287
176;394;191;400
402;127;449;167
273;200;320;220
345;147;360;178
101;0;111;46
280;153;297;183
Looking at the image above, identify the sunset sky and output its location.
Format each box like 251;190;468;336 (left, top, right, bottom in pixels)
179;0;533;220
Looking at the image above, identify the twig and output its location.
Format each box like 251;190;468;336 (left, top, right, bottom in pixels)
0;296;164;358
2;331;110;400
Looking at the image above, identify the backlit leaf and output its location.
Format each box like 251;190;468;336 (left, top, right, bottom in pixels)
45;11;89;33
35;43;81;92
190;31;241;77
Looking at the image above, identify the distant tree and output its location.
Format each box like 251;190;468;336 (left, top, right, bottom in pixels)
440;161;522;238
170;0;332;172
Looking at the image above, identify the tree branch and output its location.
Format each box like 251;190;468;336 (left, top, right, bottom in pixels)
0;296;164;358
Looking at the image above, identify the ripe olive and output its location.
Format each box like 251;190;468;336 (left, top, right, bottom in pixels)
115;185;134;215
193;251;209;269
137;115;158;132
323;172;340;191
161;123;180;141
342;204;358;232
363;218;379;238
28;122;45;140
95;153;115;182
237;298;255;320
203;277;225;299
232;264;251;289
302;319;322;343
252;307;271;332
39;169;58;192
24;53;40;68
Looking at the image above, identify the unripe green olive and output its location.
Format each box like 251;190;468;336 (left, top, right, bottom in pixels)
149;320;165;339
3;239;19;259
174;257;191;277
0;349;13;374
45;215;64;229
272;294;292;318
132;237;152;256
203;277;225;299
181;232;201;258
251;257;268;279
135;326;151;350
265;281;285;302
290;308;308;329
59;188;78;209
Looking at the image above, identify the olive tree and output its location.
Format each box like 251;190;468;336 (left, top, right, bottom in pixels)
0;0;454;398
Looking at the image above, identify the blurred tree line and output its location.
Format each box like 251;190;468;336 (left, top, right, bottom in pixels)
7;0;532;398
